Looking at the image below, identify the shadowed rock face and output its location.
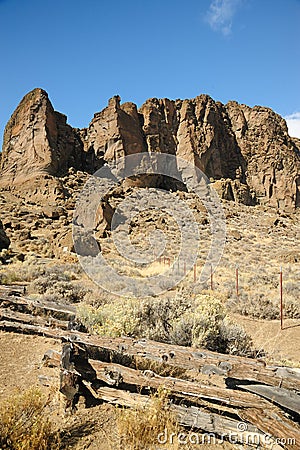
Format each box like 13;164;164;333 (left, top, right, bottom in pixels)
0;219;10;251
1;89;300;210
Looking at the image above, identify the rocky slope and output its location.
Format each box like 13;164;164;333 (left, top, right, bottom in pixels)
1;88;299;211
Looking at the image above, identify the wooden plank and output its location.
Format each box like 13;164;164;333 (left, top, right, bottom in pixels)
94;386;283;449
1;319;299;393
0;307;69;330
90;359;266;409
0;319;63;339
240;408;299;450
64;335;300;392
0;292;76;321
237;384;300;416
78;356;300;447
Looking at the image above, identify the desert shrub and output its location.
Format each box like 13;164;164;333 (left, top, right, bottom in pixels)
219;320;253;356
32;273;71;294
285;298;300;319
132;292;191;342
31;265;88;303
171;294;253;355
0;262;81;286
41;281;88;303
284;281;299;297
230;293;279;320
78;291;253;356
0;387;60;450
0;269;23;284
115;387;181;450
77;300;139;337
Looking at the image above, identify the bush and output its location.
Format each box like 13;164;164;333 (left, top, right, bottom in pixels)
285;298;300;319
115;387;181;450
31;265;88;303
229;291;300;321
0;262;81;286
77;300;139;337
230;293;279;320
171;294;253;355
77;291;253;356
0;269;22;284
0;388;60;450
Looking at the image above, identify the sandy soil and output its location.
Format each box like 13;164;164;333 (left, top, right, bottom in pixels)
234;314;300;364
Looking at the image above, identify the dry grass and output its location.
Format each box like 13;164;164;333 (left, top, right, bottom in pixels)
111;387;240;450
113;387;181;450
0;387;60;450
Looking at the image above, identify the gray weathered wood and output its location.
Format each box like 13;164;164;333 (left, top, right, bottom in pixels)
238;384;300;415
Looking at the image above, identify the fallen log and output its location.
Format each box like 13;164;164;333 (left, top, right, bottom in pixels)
62;335;300;393
237;384;300;417
66;348;300;445
89;359;272;410
0;307;69;330
2;318;299;393
93;386;284;449
0;290;76;321
0;320;63;339
55;341;300;449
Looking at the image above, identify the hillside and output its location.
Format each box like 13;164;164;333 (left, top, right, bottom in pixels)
0;89;299;449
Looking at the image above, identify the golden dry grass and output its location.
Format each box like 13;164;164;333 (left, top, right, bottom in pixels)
113;387;181;450
0;387;60;450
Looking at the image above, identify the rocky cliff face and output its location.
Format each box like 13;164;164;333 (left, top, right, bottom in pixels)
1;88;299;211
0;88;83;186
226;101;300;210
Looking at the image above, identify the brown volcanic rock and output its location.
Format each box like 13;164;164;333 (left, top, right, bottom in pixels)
138;95;300;210
0;88;83;187
0;219;10;251
1;89;300;211
226;101;300;211
82;96;146;170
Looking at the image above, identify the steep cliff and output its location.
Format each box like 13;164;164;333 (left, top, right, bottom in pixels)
0;88;83;186
1;89;299;210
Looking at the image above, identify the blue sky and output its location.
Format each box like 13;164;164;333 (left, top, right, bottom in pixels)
0;0;300;142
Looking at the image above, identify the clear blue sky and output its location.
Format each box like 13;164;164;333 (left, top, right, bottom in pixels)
1;0;300;143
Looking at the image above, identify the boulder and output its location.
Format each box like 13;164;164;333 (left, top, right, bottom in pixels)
0;219;10;251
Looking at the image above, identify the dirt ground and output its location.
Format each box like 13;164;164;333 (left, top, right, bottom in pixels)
0;331;119;449
234;314;300;364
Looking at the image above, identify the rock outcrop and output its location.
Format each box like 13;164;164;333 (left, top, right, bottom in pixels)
226;101;300;210
1;89;300;211
0;219;10;251
0;88;83;187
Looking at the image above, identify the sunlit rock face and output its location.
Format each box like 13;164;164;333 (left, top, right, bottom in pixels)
1;89;299;210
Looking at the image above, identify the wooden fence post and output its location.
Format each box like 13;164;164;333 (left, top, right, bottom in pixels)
236;264;239;298
280;266;283;330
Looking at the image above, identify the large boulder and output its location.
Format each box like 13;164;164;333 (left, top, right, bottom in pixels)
0;220;10;251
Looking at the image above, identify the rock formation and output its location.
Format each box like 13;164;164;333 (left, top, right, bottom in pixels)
0;219;10;251
0;88;83;189
1;88;299;211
